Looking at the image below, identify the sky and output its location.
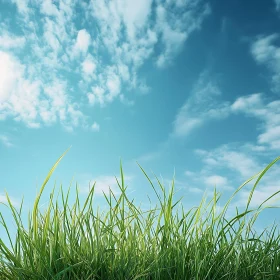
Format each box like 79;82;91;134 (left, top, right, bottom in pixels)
1;0;280;249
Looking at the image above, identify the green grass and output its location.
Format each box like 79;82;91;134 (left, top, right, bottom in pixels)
0;147;280;279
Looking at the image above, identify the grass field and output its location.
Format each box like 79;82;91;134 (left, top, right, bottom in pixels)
0;148;280;279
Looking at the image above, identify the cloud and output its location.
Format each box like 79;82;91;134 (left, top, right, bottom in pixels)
0;135;13;147
106;72;121;100
87;86;106;107
73;29;91;55
11;0;30;16
43;18;62;53
258;125;280;149
204;175;233;191
231;93;280;150
40;0;59;17
231;93;263;111
80;174;134;196
172;70;231;137
186;143;280;211
91;122;100;132
155;1;211;68
237;183;280;209
251;34;280;92
119;94;135;106
118;0;153;40
0;51;24;103
1;0;211;130
188;187;204;194
132;67;280;210
275;0;280;12
128;151;162;166
195;147;262;179
0;51;88;130
0;193;19;207
87;0;210;101
0;33;26;49
171;67;280;152
82;54;96;76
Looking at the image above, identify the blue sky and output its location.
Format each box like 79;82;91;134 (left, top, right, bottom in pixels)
1;0;280;246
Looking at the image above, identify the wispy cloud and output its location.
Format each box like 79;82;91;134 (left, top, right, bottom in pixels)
0;50;88;130
0;32;26;49
172;70;231;137
174;77;280;205
155;1;211;68
91;122;100;132
11;0;30;16
134;68;280;209
73;29;91;56
0;135;13;147
85;0;210;103
79;173;134;197
82;54;97;77
231;93;280;151
171;68;280;152
194;146;262;179
275;0;280;12
0;193;19;207
251;34;280;92
186;144;280;210
1;0;210;131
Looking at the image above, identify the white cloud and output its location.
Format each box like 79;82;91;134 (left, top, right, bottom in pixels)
189;187;204;194
155;5;187;68
11;0;30;15
230;93;280;150
173;116;203;137
86;0;210;102
87;86;106;106
82;54;96;76
1;0;211;130
0;193;19;207
172;69;280;153
185;144;280;211
175;145;263;200
231;93;263;111
119;94;134;106
155;1;211;68
251;34;280;92
0;51;87;130
182;144;279;210
0;33;26;49
106;73;121;98
204;175;233;191
238;186;280;209
80;174;134;196
134;151;161;164
131;64;278;204
172;70;231;137
197;148;261;179
117;63;130;81
258;125;280;146
275;0;280;12
91;122;100;132
74;29;91;54
43;18;61;52
40;0;59;16
0;135;13;147
0;51;23;103
117;0;153;40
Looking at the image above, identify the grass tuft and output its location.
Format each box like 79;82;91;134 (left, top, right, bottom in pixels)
0;148;280;279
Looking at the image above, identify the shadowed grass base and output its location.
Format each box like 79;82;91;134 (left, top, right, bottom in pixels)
0;147;280;279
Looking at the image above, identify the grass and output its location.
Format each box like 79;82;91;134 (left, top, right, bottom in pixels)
0;147;280;279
